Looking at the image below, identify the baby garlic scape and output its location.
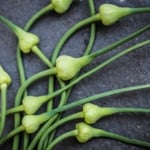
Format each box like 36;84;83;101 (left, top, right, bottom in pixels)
17;31;39;54
56;55;93;80
52;0;73;14
22;96;48;115
83;103;150;124
75;122;150;148
22;114;49;133
83;103;114;124
75;122;99;143
99;4;150;25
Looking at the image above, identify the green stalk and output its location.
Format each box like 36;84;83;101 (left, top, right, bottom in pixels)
24;4;54;31
0;105;24;118
0;84;7;136
131;7;150;14
98;129;150;148
31;45;52;67
16;46;26;150
84;0;96;55
110;107;150;114
0;126;24;145
46;130;77;150
0;15;20;35
38;112;83;150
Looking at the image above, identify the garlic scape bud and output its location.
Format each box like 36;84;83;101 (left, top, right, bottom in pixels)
75;122;150;148
22;96;47;115
0;15;39;53
75;122;100;143
99;4;133;25
0;65;11;87
83;103;114;124
99;4;150;25
17;30;39;53
56;55;92;80
52;0;73;13
22;114;49;133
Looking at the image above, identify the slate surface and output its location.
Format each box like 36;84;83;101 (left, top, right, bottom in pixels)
0;0;150;150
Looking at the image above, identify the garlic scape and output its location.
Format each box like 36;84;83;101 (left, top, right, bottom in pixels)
56;55;92;80
52;0;73;14
99;4;150;25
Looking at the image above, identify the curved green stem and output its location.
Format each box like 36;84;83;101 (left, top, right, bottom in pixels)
0;84;7;136
84;0;96;55
38;112;83;150
31;45;52;67
0;126;24;145
98;129;150;148
16;46;26;86
51;14;100;63
0;105;24;118
24;3;54;31
46;130;77;150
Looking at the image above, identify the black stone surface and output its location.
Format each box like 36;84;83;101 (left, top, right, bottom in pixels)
0;0;150;150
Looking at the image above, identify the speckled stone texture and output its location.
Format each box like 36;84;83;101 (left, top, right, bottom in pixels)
0;0;150;150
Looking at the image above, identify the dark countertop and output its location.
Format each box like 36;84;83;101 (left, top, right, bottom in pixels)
0;0;150;150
